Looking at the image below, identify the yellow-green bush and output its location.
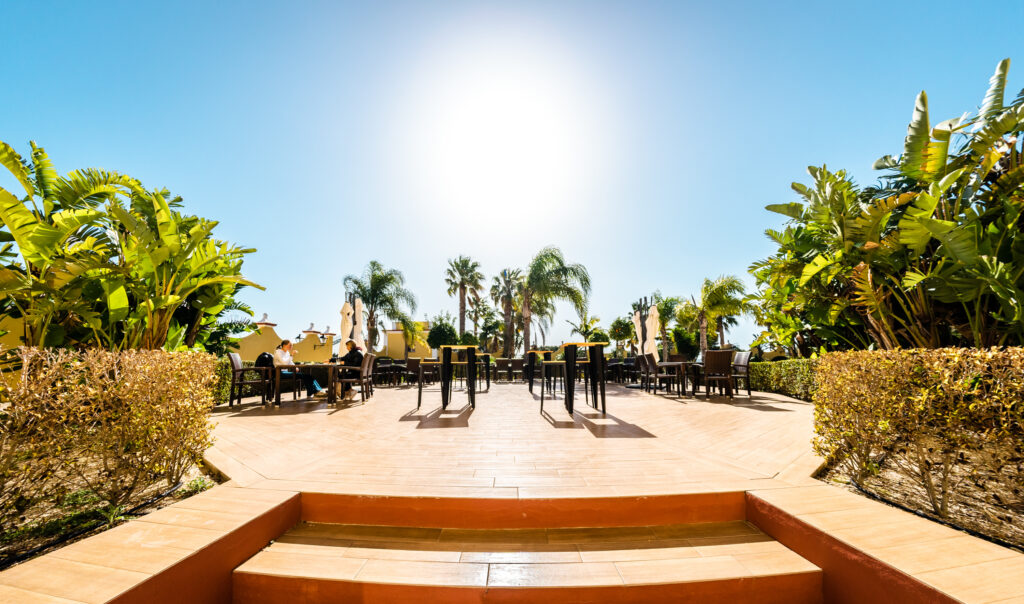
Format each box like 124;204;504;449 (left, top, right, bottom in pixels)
813;348;1024;518
1;348;218;528
748;359;817;400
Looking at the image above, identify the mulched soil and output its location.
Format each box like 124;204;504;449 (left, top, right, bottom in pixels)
0;464;219;568
823;446;1023;551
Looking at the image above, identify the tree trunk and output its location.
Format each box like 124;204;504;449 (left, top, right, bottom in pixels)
699;311;708;355
458;286;466;336
522;296;532;357
718;317;726;348
367;312;377;351
660;324;670;360
503;302;514;357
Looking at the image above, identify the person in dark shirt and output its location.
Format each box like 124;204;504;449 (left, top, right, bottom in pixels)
337;339;364;400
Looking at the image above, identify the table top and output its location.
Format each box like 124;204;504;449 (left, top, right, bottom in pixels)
563;342;610;347
440;345;481;349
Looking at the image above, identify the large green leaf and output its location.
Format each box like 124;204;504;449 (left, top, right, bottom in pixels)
29;142;57;202
799;251;841;286
765;202;803;219
902;91;931;179
0;141;34;198
102;280;130;324
0;186;41;262
980;58;1011;123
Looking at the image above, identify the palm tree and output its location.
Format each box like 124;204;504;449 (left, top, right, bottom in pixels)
445;255;484;336
655;295;682;359
521;247;590;353
343;260;417;351
490;268;524;357
467;291;492;337
677;276;748;354
566;310;601;341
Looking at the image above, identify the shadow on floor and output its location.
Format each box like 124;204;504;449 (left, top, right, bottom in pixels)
399;403;475;429
540;404;655;438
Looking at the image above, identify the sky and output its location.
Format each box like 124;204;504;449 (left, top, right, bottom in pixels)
2;0;1022;351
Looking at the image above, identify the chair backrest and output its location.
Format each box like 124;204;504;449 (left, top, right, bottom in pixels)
732;351;751;370
406;358;420;372
495;358;510;370
254;351;274;368
643;353;658;373
228;352;243;371
361;353;376;379
510;358;524;370
704;350;734;375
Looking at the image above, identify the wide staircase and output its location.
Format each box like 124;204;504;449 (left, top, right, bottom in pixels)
232;518;822;603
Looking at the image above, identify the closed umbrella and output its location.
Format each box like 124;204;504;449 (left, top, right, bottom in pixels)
352;298;366;352
339;302;353;356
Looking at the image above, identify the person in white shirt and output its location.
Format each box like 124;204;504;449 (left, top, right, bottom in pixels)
273;340;323;398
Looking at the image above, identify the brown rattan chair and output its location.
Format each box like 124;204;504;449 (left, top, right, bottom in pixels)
702;350;734;398
732;351;752;396
404;358;421;385
338;353;375;402
228;352;268;406
509;358;524;381
494;358;510;382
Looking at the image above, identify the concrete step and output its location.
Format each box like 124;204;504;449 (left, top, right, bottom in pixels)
233;520;822;603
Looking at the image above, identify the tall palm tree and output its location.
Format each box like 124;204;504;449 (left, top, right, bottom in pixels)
521;247;590;353
655;295;681;359
445;255;483;336
490;268;523;357
677;276;748;354
343;260;417;351
566;310;601;341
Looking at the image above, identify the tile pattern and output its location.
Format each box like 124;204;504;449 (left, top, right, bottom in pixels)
234;520;822;599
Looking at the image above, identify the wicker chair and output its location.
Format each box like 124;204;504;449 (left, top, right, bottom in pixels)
702;350;734;398
404;358;421;385
494;358;510;382
338;353;375;402
732;351;752;396
228;352;268;406
509;358;524;382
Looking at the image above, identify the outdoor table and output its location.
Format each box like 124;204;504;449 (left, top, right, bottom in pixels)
440;345;479;410
540;343;608;415
526;350;550;393
416;360;441;410
273;363;340;406
657;361;692;397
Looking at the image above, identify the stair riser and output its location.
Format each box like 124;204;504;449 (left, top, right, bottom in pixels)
301;492;746;529
233;571;823;604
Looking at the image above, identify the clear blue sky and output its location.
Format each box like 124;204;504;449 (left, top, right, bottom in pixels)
2;1;1021;349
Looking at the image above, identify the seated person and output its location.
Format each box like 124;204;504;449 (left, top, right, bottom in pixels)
273;340;323;398
337;339;364;400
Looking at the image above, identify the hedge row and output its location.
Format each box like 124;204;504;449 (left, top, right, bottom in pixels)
748;359;817;400
1;348;218;531
813;347;1024;519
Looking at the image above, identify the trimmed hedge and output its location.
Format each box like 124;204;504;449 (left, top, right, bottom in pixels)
1;348;218;530
813;348;1024;519
748;359;817;400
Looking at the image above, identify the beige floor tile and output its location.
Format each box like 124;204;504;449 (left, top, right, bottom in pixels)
235;550;366;580
615;555;750;585
487;562;622;587
354;560;488;586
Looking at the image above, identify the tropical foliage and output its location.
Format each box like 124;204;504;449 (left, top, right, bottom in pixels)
343;260;417;351
521;246;590;353
677;276;747;353
490;268;523;357
445;255;483;336
0;140;260;351
608;316;635;352
749;59;1024;355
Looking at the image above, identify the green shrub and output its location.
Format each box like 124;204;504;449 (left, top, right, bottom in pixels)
748;359;817;400
427;322;459;349
459;332;479;346
671;327;699;360
813;348;1024;518
588;330;609;345
214;358;232;406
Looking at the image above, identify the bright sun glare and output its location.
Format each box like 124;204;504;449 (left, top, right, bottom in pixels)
388;22;616;230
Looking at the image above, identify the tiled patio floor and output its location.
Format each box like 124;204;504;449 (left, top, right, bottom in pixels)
207;382;821;498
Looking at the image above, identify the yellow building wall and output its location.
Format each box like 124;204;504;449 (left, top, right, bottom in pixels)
382;330;433;360
236;326;285;362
